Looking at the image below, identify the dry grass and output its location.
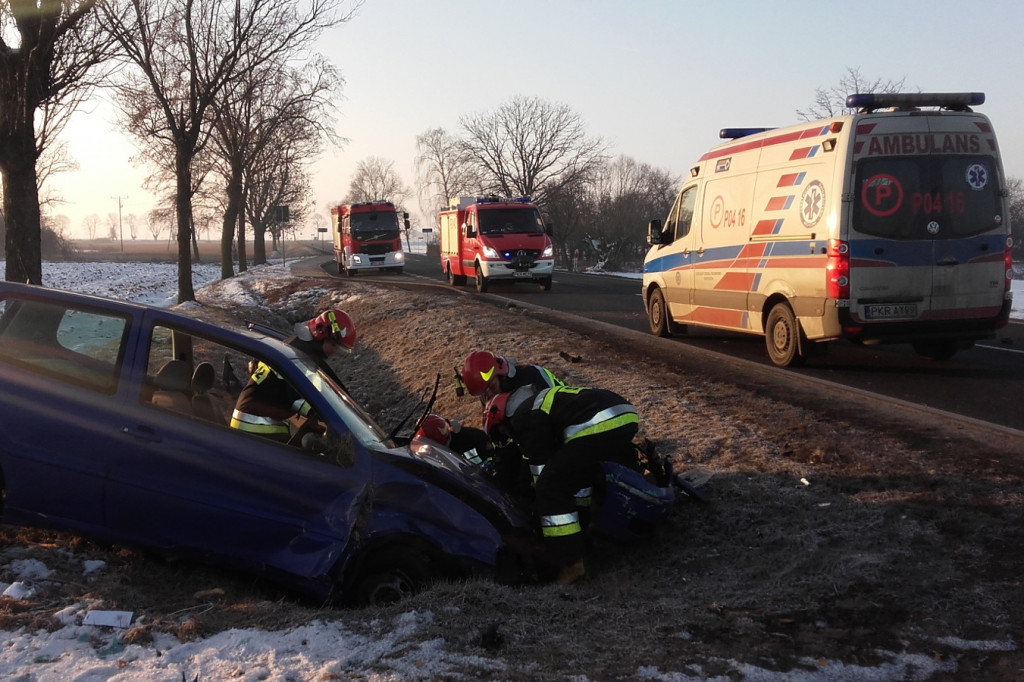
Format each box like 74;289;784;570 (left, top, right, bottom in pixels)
3;270;1024;679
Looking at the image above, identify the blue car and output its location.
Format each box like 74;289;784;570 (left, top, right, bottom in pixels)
0;282;538;605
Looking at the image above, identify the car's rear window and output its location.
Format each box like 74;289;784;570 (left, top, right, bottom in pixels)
0;297;128;393
853;155;1003;240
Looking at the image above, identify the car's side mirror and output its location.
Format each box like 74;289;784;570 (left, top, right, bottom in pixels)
648;219;666;245
545;223;554;237
465;224;476;238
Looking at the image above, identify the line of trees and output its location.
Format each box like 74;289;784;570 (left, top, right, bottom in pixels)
0;0;353;302
412;95;678;271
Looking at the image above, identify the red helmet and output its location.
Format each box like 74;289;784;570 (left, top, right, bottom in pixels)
482;392;510;438
300;309;356;351
461;350;507;396
414;414;451;447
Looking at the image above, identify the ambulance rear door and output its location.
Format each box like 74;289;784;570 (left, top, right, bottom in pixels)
847;113;1007;327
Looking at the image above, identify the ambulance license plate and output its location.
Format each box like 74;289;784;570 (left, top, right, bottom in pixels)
512;271;533;278
863;303;918;320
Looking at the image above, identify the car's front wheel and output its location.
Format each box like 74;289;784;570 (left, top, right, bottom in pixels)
348;547;434;607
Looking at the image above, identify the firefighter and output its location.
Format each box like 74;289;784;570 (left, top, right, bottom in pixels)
460;349;563;402
412;413;491;464
230;309;356;442
482;385;640;585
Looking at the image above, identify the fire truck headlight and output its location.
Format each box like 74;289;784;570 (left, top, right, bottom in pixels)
394;252;404;262
542;245;554;258
482;245;500;259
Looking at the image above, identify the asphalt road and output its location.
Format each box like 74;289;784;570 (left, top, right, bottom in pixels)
338;253;1024;436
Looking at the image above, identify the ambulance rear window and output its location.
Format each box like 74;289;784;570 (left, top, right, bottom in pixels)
853;155;1002;240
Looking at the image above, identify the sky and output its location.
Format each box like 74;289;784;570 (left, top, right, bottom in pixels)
53;0;1024;238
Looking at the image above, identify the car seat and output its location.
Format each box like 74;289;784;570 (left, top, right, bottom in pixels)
151;359;193;415
191;361;226;424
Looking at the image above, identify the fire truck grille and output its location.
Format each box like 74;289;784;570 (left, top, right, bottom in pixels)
360;243;392;255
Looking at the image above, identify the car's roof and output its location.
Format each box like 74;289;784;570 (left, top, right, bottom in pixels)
0;281;289;355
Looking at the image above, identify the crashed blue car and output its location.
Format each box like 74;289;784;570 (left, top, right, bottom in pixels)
0;282;542;605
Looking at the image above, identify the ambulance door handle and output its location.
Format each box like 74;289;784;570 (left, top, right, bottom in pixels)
694;247;704;257
937;256;959;266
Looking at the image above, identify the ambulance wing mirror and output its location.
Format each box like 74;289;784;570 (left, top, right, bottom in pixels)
403;212;411;230
545;222;554;237
648;219;668;245
464;223;476;238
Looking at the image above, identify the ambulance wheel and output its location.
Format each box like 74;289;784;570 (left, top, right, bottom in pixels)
475;267;489;292
337;261;344;275
765;303;807;367
539;277;552;291
911;340;958;361
346;267;356;277
648;288;674;337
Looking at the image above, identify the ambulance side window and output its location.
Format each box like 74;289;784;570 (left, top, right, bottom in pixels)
672;186;697;240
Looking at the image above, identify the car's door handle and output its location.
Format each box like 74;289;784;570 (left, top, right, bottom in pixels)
937;256;959;266
123;425;162;442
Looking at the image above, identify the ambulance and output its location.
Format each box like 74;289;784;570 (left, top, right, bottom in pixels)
642;92;1013;367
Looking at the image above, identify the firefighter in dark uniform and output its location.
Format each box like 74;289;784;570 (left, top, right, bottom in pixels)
459;349;565;496
230;309;355;442
483;385;640;585
460;349;563;402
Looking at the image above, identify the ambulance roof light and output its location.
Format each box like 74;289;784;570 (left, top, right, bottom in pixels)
720;128;773;140
846;92;985;112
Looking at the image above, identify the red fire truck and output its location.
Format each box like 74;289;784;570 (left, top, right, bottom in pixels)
439;196;554;292
331;201;408;276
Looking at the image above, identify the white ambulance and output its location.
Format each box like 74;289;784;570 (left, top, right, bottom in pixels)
642;92;1013;367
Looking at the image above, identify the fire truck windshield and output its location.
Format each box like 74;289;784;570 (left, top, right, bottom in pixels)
477;208;545;235
350;212;400;240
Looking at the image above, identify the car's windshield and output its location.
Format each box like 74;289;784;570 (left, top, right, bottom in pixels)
477;207;545;235
292;355;393;449
852;155;1003;240
350;212;400;240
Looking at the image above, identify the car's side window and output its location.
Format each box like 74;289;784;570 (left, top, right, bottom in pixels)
0;297;127;394
142;324;244;426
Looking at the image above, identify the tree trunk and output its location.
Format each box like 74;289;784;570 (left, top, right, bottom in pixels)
0;133;43;285
174;149;196;303
253;222;267;264
220;164;242;279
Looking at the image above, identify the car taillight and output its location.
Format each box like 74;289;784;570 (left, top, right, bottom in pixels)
826;239;850;299
1005;235;1014;292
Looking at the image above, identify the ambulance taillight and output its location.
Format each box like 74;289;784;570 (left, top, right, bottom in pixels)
826;239;850;300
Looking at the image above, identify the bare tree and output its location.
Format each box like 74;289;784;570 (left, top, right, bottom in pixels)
246;136;312;262
797;67;909;121
459;96;607;209
101;0;348;302
346;156;409;206
82;213;99;240
105;212;119;241
145;210;162;240
0;0;117;284
210;52;343;276
582;156;677;271
414;127;480;227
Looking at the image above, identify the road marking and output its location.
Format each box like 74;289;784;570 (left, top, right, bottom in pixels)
977;342;1024;355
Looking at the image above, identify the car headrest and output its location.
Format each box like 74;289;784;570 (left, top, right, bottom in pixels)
153;360;191;392
191;361;216;394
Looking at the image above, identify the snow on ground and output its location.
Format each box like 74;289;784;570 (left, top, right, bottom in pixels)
0;259;1021;681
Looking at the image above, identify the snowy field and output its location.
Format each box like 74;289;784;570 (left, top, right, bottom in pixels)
0;259;1021;681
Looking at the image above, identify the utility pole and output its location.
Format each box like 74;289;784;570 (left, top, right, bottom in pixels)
112;196;127;252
